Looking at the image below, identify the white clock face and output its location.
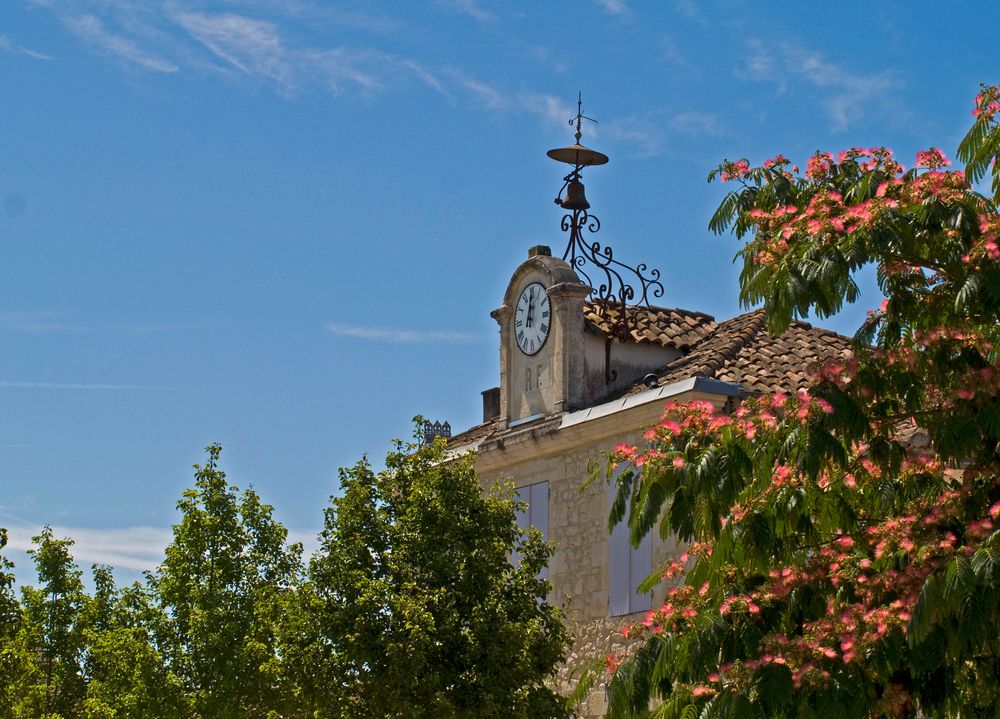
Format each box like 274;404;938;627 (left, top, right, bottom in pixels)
514;282;551;355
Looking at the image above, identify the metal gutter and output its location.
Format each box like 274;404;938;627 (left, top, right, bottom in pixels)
559;376;741;430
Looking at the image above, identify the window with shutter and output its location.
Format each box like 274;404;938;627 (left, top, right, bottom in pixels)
609;463;652;616
512;481;549;581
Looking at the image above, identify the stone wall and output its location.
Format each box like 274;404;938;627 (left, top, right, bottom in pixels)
471;388;726;716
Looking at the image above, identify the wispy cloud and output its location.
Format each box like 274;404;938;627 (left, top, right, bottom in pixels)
329;322;486;344
672;0;704;23
521;92;573;128
595;0;628;16
0;380;179;391
659;34;692;69
64;13;179;73
740;39;895;132
173;12;293;87
23;1;657;156
600;114;665;158
436;0;496;23
448;70;507;109
3;522;318;576
0;34;53;60
5;524;172;572
671;111;726;138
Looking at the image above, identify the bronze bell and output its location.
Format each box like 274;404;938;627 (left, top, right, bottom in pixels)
560;179;590;210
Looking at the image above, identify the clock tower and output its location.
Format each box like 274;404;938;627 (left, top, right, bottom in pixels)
491;245;591;424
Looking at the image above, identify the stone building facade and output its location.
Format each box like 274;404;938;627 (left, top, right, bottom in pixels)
448;245;851;717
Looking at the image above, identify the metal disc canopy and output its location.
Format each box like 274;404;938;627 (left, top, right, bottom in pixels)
546;143;609;167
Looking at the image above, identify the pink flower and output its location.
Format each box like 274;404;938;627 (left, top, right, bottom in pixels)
806;152;834;180
660;420;681;435
916;147;951;169
614;443;637;459
773;465;793;486
763;154;789;169
720;159;751;182
672;456;685;469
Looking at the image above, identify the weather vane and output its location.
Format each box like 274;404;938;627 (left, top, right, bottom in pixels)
546;93;664;384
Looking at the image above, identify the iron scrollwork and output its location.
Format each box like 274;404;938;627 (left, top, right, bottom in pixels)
560;204;664;384
547;93;664;385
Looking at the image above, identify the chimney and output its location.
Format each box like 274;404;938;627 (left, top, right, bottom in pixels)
481;387;501;423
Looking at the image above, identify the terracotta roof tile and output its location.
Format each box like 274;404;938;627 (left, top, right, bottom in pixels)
643;309;853;394
448;418;504;448
583;302;716;350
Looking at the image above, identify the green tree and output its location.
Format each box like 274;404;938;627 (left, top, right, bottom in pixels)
0;528;28;716
602;85;1000;717
283;428;570;719
151;443;303;719
82;571;188;719
16;526;89;719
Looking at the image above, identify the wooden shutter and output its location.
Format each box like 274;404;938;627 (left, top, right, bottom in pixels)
513;481;549;580
629;526;652;614
528;482;548;580
608;463;652;616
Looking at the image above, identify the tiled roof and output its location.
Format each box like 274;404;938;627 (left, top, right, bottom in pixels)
584;303;716;350
644;309;853;394
449;307;853;448
447;418;504;447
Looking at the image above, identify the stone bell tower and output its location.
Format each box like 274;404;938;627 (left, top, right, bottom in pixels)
491;245;590;425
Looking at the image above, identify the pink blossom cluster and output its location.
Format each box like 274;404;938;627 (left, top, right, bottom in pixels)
915;147;950;169
805;152;834;180
904;167;967;205
720;159;751;182
623;394;834;477
614;387;1000;692
966;213;1000;264
730;144;995;269
744;184;901;266
762;153;790;170
972;84;1000;121
809;356;859;390
954;365;1000;402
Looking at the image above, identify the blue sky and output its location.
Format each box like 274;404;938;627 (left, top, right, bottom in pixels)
1;0;994;585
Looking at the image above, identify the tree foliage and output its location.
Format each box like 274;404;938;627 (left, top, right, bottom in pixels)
603;84;1000;718
281;429;570;719
18;527;89;719
0;435;570;718
151;443;304;719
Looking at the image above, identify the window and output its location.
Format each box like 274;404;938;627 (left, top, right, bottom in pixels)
513;480;548;580
609;464;652;616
